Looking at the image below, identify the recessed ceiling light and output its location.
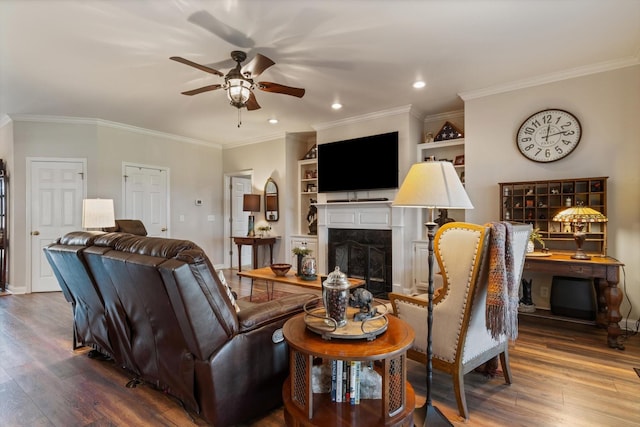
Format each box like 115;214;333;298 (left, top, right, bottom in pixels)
331;103;342;110
268;118;278;124
413;80;426;89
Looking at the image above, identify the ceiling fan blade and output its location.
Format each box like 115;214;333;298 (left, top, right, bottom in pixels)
170;56;223;77
258;82;305;98
181;84;222;96
187;11;255;49
242;54;275;78
245;91;261;111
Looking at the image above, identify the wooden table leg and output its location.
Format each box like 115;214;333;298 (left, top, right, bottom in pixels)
236;244;243;273
252;246;258;270
604;279;624;350
269;243;274;266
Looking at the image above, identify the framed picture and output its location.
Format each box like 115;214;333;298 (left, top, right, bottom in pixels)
454;155;465;166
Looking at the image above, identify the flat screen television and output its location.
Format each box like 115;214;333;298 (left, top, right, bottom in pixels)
317;131;399;193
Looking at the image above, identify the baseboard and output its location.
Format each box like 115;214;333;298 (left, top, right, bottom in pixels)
6;285;26;294
391;282;406;295
621;317;640;333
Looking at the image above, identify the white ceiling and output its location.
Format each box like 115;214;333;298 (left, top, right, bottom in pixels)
1;0;639;147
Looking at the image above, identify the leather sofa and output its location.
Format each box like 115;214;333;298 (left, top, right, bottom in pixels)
103;218;148;235
44;231;315;426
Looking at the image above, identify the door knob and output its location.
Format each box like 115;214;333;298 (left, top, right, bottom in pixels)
31;230;40;236
161;227;167;232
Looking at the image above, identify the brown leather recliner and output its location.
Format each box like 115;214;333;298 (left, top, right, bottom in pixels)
43;231;119;357
103;219;148;236
44;231;315;427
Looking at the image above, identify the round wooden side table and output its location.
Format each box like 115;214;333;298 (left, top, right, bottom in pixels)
282;313;415;426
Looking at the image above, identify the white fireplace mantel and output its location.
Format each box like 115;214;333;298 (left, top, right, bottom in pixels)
315;201;413;293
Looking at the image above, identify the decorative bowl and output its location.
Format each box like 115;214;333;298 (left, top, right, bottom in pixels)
270;263;291;277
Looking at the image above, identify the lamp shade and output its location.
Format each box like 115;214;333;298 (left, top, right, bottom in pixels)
243;194;260;212
552;206;608;223
82;199;115;229
392;161;473;209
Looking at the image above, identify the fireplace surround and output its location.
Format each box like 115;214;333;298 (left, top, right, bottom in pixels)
315;201;413;296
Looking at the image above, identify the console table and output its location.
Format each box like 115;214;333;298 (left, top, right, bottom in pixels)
233;236;276;272
282;313;415;426
522;253;625;349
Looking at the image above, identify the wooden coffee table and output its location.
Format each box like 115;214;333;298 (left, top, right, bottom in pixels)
237;266;365;300
282;313;415;426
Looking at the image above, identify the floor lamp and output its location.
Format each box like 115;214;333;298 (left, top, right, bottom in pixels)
393;161;473;427
243;194;260;237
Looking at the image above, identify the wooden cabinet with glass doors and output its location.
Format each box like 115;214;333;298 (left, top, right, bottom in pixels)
499;177;608;256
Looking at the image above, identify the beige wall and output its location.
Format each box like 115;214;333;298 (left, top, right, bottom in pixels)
222;136;289;262
9;119;223;292
464;65;640;319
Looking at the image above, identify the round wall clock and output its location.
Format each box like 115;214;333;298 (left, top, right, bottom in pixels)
516;109;582;162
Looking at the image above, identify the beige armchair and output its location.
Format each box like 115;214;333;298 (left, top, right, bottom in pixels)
389;222;531;420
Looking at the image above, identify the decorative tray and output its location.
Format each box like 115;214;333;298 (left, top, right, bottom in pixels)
303;297;388;341
526;251;552;257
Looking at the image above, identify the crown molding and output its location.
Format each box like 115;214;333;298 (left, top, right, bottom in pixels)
423;109;464;123
312;105;414;131
459;55;640;101
8;114;222;149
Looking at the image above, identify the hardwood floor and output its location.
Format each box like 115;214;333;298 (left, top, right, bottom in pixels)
1;269;638;426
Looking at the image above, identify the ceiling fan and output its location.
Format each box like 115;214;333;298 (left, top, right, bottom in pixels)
170;50;305;120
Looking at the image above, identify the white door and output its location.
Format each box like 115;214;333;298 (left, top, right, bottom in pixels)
123;164;168;237
30;159;86;292
224;174;252;269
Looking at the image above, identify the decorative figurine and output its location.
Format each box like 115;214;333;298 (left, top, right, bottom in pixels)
518;278;535;313
349;288;377;321
307;203;317;235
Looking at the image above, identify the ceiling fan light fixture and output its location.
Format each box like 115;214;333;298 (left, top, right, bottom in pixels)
227;78;252;108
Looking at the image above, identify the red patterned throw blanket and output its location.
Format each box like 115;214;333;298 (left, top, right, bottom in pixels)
485;222;518;340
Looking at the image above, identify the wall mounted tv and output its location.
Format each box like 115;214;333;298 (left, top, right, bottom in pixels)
317;131;399;193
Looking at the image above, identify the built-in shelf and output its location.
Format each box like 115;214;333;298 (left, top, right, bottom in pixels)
416;137;466;222
518;308;596;326
298;158;317;236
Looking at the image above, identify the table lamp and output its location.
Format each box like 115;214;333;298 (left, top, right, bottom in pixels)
393;161;473;427
552;204;607;260
82;199;115;230
243;194;260;237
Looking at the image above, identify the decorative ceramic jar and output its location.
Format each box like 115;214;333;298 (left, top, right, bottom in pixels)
527;240;535;253
300;256;317;279
322;267;350;327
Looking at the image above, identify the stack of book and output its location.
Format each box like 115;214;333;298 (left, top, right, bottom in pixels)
330;360;361;405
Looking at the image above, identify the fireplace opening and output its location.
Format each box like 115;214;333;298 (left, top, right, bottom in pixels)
327;228;392;298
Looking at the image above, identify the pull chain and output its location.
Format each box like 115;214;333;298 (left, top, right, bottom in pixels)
237;108;242;128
